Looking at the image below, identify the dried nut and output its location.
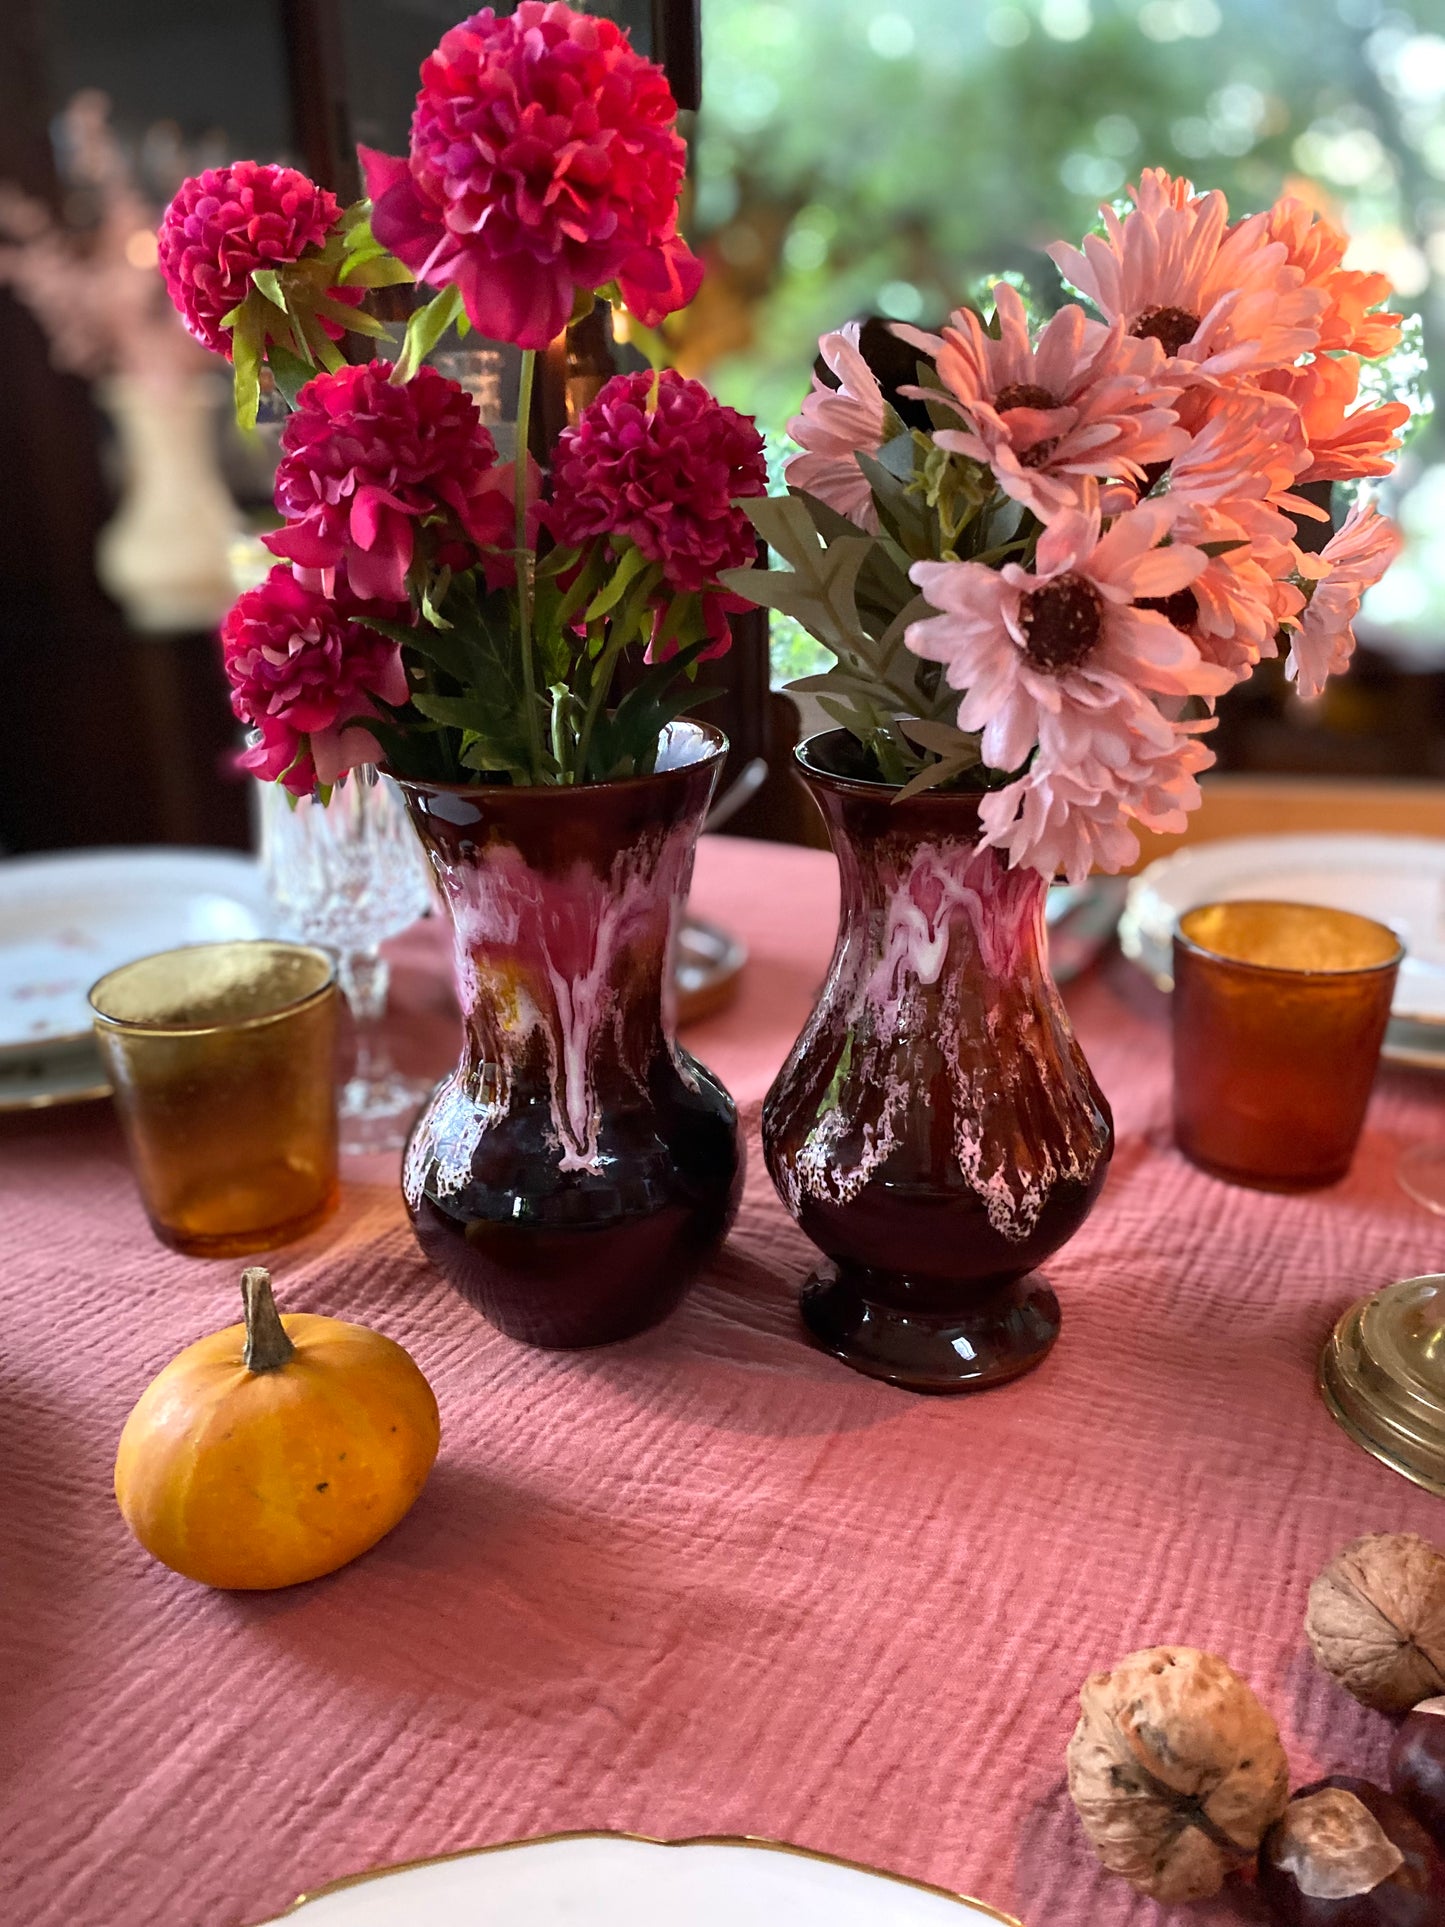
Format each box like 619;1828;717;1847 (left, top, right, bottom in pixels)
1066;1645;1290;1903
1306;1533;1445;1712
1390;1698;1445;1849
1258;1777;1445;1926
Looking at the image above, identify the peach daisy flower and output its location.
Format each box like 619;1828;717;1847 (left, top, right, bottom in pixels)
1152;393;1310;680
1051;168;1325;381
1257;197;1403;358
1258;356;1410;484
891;283;1186;519
905;483;1227;775
1287;503;1401;699
784;323;891;530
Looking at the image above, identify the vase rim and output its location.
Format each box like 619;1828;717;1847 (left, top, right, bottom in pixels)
794;728;985;814
389;716;728;799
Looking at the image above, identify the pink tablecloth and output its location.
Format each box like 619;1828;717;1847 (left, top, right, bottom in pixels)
5;835;1445;1927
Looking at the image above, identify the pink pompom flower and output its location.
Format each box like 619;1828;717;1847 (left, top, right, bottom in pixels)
1287;503;1402;700
905;484;1228;777
262;360;523;602
549;369;767;656
222;567;410;795
785;324;892;530
893;283;1186;519
1050;167;1325;382
360;2;701;351
157;162;348;359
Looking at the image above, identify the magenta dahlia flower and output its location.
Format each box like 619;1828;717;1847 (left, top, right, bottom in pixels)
157;162;347;358
222;568;410;795
262;360;518;601
549;369;766;657
359;2;702;350
550;370;766;591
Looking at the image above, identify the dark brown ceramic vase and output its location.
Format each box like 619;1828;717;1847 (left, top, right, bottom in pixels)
762;732;1113;1392
396;720;742;1348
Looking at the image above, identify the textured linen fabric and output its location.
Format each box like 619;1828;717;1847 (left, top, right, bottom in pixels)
4;835;1445;1927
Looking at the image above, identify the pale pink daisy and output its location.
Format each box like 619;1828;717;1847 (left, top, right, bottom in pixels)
1286;503;1401;699
1051;168;1325;381
892;282;1185;518
784;323;891;530
905;484;1227;775
978;701;1216;884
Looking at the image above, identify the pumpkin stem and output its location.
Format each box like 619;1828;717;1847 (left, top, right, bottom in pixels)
241;1267;295;1374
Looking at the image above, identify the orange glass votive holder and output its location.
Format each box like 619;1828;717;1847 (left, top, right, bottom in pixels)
1172;900;1403;1191
90;940;339;1257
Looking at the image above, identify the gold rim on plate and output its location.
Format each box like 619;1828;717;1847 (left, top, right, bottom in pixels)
256;1829;1025;1925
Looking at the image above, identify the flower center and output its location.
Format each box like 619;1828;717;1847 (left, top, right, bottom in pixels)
993;382;1059;414
992;384;1063;469
1132;305;1200;356
1020;574;1104;674
1138;587;1200;632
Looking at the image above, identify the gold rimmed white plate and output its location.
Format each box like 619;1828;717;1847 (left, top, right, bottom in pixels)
256;1830;1023;1926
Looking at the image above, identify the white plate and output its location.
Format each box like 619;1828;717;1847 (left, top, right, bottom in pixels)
0;848;269;1057
260;1833;1019;1927
0;1036;113;1114
1122;832;1445;1012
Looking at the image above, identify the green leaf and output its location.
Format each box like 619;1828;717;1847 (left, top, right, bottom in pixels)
894;752;984;802
411;691;492;732
854;448;932;555
232;323;263;433
393;286;465;383
251;268;288;313
315;297;390;339
898;717;982;762
339;254;414;290
584;541;653;621
265;342;315;409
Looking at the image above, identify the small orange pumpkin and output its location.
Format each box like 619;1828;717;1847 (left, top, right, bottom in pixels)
115;1267;440;1590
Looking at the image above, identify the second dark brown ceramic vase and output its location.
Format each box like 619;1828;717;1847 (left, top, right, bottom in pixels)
396;720;742;1348
762;732;1113;1392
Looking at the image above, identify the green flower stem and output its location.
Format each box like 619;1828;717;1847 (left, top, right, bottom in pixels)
573;625;627;784
514;347;544;782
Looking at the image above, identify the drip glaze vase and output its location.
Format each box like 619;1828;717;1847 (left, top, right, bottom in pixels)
396;720;742;1348
762;732;1113;1393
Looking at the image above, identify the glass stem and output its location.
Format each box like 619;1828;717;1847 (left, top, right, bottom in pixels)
337;946;393;1088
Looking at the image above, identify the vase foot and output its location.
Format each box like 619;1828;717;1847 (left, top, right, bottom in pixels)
798;1263;1060;1393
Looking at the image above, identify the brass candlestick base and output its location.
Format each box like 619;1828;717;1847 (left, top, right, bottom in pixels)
1320;1275;1445;1497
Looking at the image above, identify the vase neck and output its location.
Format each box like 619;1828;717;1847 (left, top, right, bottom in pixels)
816;785;1050;994
404;775;714;1175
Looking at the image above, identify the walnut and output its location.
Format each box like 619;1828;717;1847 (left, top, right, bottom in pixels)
1067;1646;1290;1903
1306;1533;1445;1712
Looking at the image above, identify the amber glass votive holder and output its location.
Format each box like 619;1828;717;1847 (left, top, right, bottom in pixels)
90;940;339;1257
1172;900;1403;1191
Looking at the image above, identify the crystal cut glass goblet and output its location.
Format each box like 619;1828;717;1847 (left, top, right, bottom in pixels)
256;766;435;1156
